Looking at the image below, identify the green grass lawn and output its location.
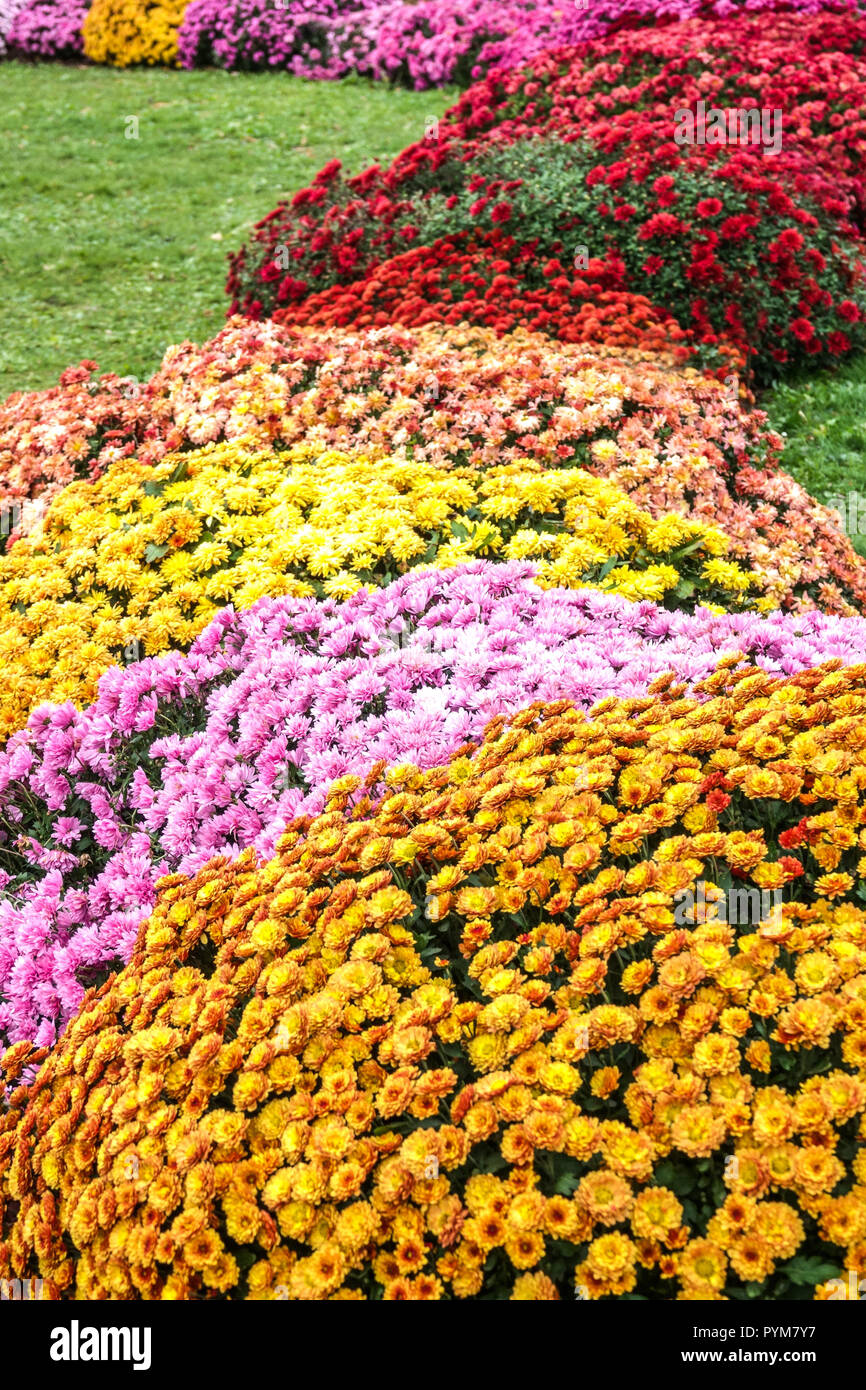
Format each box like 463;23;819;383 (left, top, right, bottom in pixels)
759;354;866;555
1;61;864;543
0;62;453;399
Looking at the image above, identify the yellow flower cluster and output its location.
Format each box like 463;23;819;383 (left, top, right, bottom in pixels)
0;441;756;743
82;0;188;66
3;662;866;1300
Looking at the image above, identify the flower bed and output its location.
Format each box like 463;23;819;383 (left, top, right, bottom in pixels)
0;428;763;743
4;321;863;622
5;559;866;1054
5;0;865;79
230;11;866;383
176;0;367;76
3;670;866;1298
3;5;866;1306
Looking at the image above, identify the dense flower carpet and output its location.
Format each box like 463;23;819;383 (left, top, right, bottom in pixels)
0;0;861;83
3;1;866;1305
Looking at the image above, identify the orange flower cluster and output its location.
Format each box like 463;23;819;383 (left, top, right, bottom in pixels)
2;663;866;1300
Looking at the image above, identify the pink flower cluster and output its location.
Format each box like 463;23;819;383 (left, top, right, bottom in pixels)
0;0;27;54
176;0;553;81
326;0;551;88
3;557;866;1051
6;0;89;56
175;0;862;86
177;0;361;75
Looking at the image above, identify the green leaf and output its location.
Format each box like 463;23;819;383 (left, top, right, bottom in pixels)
144;542;169;563
681;1199;700;1227
422;531;440;563
670;537;706;561
553;1172;581;1197
778;1256;839;1284
471;1150;509;1175
653;1160;695;1196
781;1256;840;1287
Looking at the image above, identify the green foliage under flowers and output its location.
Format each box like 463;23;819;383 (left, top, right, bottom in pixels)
412;139;866;384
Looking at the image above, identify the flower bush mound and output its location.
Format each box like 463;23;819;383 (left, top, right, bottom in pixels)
81;0;188;64
176;0;369;77
4;670;866;1300
5;0;88;55
3;8;866;1305
231;10;866;383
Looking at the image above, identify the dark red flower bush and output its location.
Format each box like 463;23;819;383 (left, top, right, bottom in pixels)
228;9;866;378
270;138;866;379
271;228;710;364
